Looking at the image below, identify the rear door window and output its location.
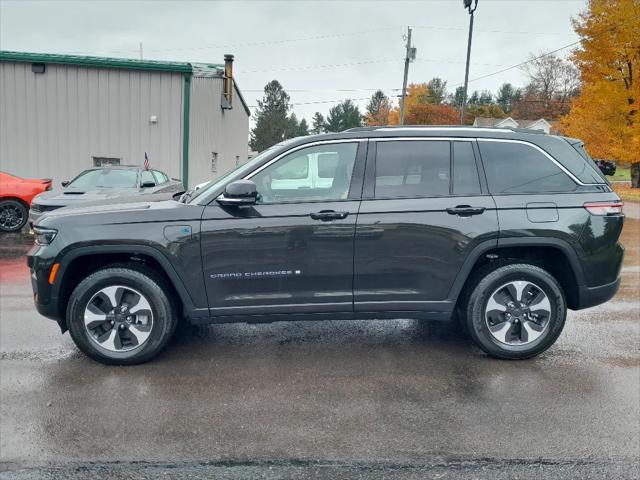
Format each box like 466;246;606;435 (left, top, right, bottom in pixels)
479;141;576;194
374;141;450;198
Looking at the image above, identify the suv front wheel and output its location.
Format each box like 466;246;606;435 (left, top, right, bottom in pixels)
67;266;178;365
464;263;567;359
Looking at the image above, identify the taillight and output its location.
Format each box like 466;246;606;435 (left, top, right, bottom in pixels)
584;201;623;216
46;184;52;191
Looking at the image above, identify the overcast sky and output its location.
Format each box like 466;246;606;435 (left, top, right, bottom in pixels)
0;0;587;123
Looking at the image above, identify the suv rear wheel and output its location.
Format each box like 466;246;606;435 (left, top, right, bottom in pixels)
463;263;566;359
67;266;177;365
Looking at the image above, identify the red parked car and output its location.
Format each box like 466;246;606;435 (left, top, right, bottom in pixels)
0;172;52;232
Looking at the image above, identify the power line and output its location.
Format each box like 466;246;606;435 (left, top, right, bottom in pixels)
236;59;400;74
413;25;576;36
450;39;582;88
54;23;576;57
57;26;406;56
237;56;506;75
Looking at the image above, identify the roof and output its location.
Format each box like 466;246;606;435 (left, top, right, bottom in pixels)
0;50;203;73
518;119;552;128
473;116;551;130
473;117;506;127
0;50;250;115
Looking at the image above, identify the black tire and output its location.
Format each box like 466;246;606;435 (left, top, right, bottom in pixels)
463;263;566;360
67;266;178;365
0;199;28;232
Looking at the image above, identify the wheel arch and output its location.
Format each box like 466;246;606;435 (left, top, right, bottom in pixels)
0;196;30;208
54;245;197;328
450;237;586;311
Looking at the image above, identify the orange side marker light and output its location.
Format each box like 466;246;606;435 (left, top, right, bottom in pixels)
49;263;60;285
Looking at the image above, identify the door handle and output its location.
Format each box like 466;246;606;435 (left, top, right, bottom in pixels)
310;210;349;221
446;205;486;216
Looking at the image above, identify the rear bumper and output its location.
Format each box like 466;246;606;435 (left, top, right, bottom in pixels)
576;277;621;310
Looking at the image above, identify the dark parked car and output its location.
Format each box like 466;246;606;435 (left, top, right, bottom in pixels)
594;158;616;176
29;166;183;225
27;126;624;365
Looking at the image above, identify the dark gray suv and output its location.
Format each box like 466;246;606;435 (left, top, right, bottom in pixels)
27;126;624;365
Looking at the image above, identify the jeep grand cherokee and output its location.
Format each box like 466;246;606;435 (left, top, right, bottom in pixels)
27;126;624;364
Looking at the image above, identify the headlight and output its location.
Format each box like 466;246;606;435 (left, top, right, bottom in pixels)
33;226;58;245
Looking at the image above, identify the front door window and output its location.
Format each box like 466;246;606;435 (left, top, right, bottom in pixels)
250;143;358;203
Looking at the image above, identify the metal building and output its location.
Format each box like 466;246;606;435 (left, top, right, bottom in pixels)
0;51;250;188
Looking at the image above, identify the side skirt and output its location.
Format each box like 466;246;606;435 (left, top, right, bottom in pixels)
188;310;453;325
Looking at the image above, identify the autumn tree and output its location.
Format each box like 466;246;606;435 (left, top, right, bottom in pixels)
389;83;460;125
561;0;639;185
250;80;292;151
365;90;391;126
311;112;326;134
325;100;363;132
404;104;460;125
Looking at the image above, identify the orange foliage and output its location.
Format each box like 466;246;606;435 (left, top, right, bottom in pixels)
388;83;459;125
560;0;640;165
404;104;460;125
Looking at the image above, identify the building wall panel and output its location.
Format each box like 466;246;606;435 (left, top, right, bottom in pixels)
188;76;250;187
0;61;184;183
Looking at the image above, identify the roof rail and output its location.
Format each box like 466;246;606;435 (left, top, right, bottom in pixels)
343;125;548;134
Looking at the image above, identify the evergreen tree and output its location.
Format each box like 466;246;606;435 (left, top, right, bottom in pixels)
285;113;300;139
365;90;391;126
467;90;480;105
495;83;522;113
249;80;291;151
427;78;447;104
450;86;465;107
297;118;309;136
311;112;326;134
478;90;493;105
325;100;363;132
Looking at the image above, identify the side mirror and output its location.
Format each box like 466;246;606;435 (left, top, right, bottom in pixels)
61;181;69;187
217;179;258;206
141;181;156;188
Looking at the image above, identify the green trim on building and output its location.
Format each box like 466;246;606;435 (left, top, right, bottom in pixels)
182;74;192;189
0;50;196;73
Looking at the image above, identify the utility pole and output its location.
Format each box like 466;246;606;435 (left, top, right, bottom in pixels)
139;42;143;60
460;0;478;125
399;26;414;126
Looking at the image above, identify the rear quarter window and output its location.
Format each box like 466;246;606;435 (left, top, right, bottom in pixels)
478;141;577;194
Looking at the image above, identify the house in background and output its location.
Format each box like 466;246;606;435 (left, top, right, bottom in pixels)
473;116;552;134
0;51;250;188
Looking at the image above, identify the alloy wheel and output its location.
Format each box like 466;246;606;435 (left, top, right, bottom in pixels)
0;203;24;231
484;280;552;346
84;285;154;352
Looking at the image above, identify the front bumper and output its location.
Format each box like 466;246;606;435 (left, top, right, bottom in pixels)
28;209;43;229
27;245;65;329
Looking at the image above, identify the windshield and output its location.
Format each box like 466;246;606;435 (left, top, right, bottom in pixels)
68;169;138;189
187;144;285;203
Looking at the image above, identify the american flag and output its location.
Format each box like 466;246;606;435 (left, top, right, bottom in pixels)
144;152;150;170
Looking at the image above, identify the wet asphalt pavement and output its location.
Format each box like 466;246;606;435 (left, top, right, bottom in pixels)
1;208;639;479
